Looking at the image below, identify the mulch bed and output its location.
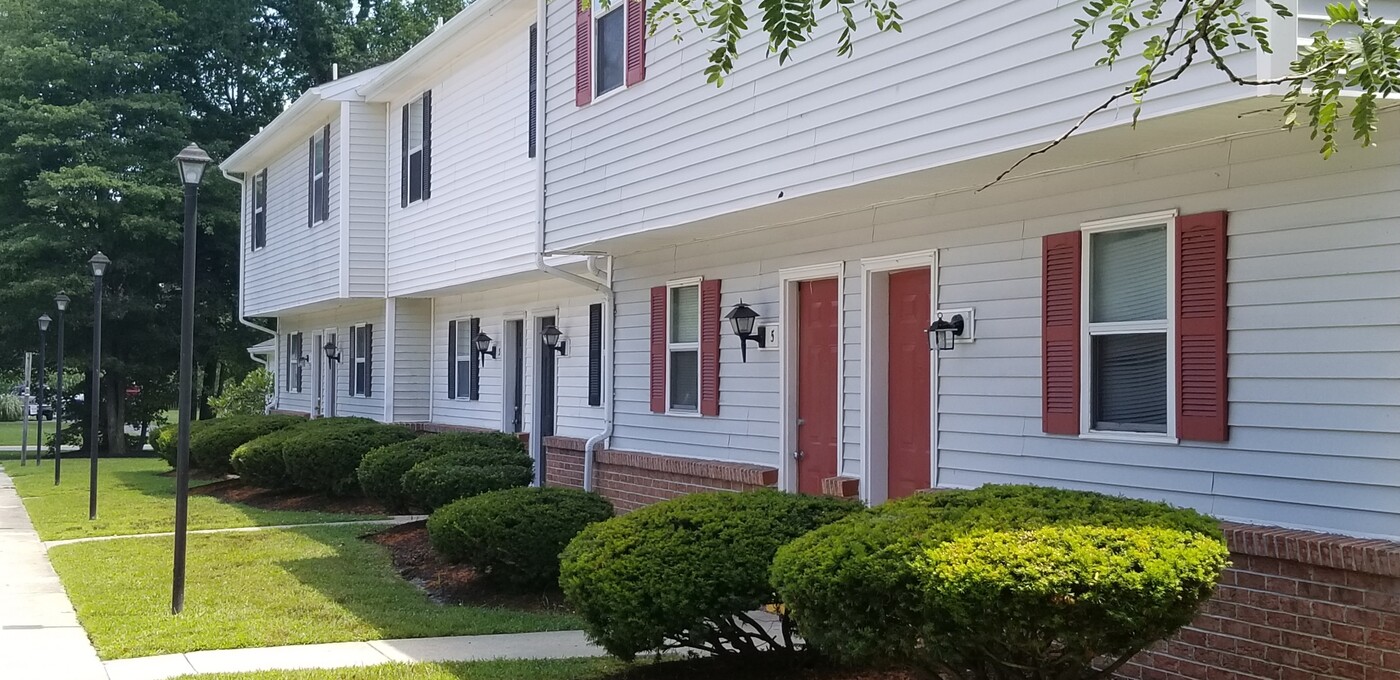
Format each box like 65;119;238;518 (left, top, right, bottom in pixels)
602;653;925;679
365;520;573;613
191;478;393;515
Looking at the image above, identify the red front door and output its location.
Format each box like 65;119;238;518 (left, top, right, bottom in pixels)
887;268;932;499
796;278;840;496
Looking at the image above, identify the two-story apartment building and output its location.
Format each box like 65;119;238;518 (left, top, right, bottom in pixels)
228;1;1400;677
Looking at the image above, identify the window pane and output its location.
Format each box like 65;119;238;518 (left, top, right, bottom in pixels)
456;359;472;398
355;363;367;396
407;99;424;149
408;150;423;203
357;326;369;360
596;8;625;95
456;322;474;359
670;285;699;343
313;134;325;175
1091;226;1168;323
670;350;698;410
1092;333;1168;432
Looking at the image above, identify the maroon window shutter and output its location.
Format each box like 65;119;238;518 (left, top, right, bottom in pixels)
625;0;647;86
649;285;666;413
575;0;593;106
1042;231;1082;435
1176;211;1229;442
699;278;721;417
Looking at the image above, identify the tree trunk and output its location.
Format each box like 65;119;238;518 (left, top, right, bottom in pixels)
103;375;127;455
198;357;221;420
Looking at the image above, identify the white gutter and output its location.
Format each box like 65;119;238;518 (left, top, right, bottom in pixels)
580;256;615;492
222;167;279;409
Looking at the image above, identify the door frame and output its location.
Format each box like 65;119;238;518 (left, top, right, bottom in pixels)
311;332;324;418
500;316;527;434
860;250;938;505
777;263;846;495
528;308;559;482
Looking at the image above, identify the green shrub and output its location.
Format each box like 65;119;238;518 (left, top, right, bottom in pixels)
189;414;305;474
281;421;415;495
559;490;860;661
209;367;274;417
152;425;178;467
401;451;534;511
0;393;23;422
357;431;529;509
231;417;375;488
769;485;1228;678
428;487;613;589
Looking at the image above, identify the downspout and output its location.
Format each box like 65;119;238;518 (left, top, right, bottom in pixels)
532;0;612;491
222;167;279;409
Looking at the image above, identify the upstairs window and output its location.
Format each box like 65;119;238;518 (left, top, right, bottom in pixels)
594;4;626;97
575;0;646;106
401;92;432;206
308;125;329;225
252;169;267;250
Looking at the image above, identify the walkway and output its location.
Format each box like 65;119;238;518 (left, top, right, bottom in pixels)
0;470;108;680
45;516;427;548
103;631;606;680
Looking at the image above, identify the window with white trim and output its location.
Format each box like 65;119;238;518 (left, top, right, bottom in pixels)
350;324;369;397
593;1;626;97
252;169;267;250
311;127;328;224
287;332;304;393
1085;218;1172;434
405;96;426;204
667;283;700;412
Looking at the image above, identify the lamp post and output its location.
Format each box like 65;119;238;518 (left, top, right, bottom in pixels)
88;251;110;522
322;341;340;419
172;142;211;616
36;315;50;467
54;294;69;485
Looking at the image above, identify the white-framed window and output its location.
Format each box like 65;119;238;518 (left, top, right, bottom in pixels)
350;324;370;397
405;95;426;204
287;332;304;393
593;1;627;98
454;318;481;401
1081;212;1176;438
252;169;267;250
667;280;701;412
311;126;329;224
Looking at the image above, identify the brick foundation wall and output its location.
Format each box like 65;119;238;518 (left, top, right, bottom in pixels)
1123;524;1400;680
542;436;778;512
404;422;530;447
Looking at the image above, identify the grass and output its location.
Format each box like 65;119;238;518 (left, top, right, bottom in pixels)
171;659;626;680
0;419;40;446
50;524;583;659
3;457;377;541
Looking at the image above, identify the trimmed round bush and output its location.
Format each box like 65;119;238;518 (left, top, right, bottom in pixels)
401;450;534;511
189;414;305;474
428;486;613;589
559;489;861;660
281;421;415;495
357;431;530;509
770;485;1229;678
230;427;300;488
152;425;179;467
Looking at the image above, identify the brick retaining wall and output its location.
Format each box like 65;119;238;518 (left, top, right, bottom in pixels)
542;436;777;512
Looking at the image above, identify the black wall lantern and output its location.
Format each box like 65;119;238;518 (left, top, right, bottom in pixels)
323;341;341;363
474;332;497;360
927;313;966;352
541;325;566;356
725;301;766;363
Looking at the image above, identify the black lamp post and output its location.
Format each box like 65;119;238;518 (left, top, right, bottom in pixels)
171;142;211;616
54;293;69;485
927;314;966;352
323;341;340;418
541;325;566;356
36;314;50;467
87;251;109;522
474;332;497;360
725;301;765;363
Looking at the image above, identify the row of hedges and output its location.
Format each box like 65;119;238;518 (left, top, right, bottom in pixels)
557;485;1230;677
153;414;306;473
357;432;533;511
230;417;416;495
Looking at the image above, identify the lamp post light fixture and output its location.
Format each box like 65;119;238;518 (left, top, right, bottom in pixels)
323;341;340;419
171;142;211;616
541;325;566;356
37;314;50;468
725;301;766;363
53;293;69;485
87;251;109;525
927;313;966;352
474;332;497;360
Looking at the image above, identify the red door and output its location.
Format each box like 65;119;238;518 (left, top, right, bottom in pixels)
796;279;840;496
887;268;932;499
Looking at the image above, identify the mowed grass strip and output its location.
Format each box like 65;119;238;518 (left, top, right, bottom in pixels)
171;659;625;680
4;457;374;541
49;524;583;659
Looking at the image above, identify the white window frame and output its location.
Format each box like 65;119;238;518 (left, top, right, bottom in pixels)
665;277;702;415
454;317;477;401
405;96;426;205
591;0;629;102
1079;210;1179;444
311;128;328;225
252;169;267;251
288;332;304;394
350;323;369;398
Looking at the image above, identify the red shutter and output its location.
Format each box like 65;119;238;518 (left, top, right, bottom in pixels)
1042;231;1082;435
649;285;667;413
699;278;721;417
625;0;647;86
575;0;593;106
1176;211;1229;442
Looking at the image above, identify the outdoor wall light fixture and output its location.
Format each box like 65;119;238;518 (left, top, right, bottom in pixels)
541;325;566;356
927;313;965;352
725;301;766;363
474;332;497;360
323;341;341;363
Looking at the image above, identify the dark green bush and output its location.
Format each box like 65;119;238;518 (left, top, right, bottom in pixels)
189;414;305;474
559;489;860;661
428;487;613;589
231;417;376;489
769;485;1229;679
401;450;534;511
357;431;530;509
281;421;415;495
151;425;179;467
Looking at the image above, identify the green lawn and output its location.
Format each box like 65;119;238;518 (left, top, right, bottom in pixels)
0;419;40;447
51;525;583;659
172;659;625;680
3;457;376;541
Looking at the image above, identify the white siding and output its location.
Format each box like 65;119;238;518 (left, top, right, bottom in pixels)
542;0;1267;252
386;8;539;298
607;120;1400;539
389;297;433;422
346;102;388;299
275;302;388;420
244;118;342;316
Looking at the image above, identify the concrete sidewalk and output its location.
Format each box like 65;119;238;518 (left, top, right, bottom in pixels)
0;470;108;680
103;631;606;680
